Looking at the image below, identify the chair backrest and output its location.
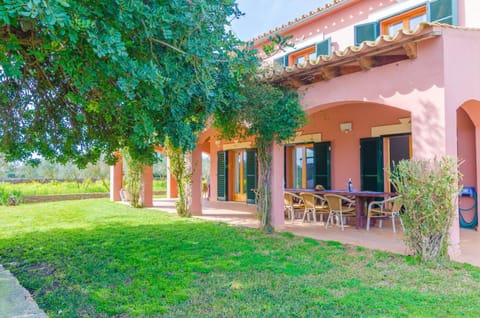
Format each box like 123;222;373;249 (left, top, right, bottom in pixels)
301;193;315;209
284;192;294;206
314;193;328;207
391;196;403;212
324;194;344;211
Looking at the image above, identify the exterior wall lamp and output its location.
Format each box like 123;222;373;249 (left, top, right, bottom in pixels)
340;122;353;133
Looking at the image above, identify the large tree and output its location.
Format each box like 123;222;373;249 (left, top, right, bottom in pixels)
0;0;248;166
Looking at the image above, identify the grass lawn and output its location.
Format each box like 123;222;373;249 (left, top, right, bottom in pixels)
0;200;479;317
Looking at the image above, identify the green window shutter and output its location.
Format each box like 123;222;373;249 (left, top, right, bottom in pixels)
316;37;332;57
246;149;257;204
428;0;457;25
360;137;384;192
274;55;288;67
314;142;331;190
354;22;380;46
217;151;228;201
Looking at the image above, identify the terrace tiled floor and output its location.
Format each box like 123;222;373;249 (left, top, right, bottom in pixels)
152;198;480;267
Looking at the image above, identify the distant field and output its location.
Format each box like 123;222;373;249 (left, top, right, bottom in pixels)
0;179;167;196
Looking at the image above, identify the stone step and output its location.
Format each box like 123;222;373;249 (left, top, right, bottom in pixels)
0;265;48;318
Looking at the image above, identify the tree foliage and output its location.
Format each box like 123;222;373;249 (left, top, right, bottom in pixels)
0;0;247;166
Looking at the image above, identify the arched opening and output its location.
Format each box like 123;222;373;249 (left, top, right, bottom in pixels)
457;100;480;230
285;101;412;192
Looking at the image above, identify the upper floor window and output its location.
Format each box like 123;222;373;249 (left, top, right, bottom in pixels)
380;5;427;36
288;46;316;66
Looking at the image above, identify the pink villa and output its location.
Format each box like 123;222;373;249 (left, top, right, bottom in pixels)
111;0;480;256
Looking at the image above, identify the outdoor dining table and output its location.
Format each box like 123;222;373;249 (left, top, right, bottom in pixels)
284;188;394;229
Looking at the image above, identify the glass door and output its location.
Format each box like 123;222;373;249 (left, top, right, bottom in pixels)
233;150;247;202
385;134;412;192
293;145;314;189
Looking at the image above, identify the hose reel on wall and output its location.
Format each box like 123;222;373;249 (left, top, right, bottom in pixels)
459;186;478;229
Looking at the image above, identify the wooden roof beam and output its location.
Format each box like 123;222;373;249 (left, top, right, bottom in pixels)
358;56;376;71
403;42;417;59
319;67;339;80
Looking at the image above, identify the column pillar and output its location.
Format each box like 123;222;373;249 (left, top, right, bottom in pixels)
166;157;178;198
191;146;203;216
475;128;480;242
271;142;285;228
142;166;153;207
110;154;123;202
446;107;460;258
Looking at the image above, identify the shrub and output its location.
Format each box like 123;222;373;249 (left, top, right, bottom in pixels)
0;188;24;206
389;156;462;262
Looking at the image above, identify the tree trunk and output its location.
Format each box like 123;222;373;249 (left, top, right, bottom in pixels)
176;151;193;217
166;142;193;217
256;142;273;231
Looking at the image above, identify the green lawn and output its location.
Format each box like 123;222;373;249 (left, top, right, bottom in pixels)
0;200;479;317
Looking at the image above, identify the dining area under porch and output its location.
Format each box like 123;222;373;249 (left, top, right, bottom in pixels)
283;187;405;233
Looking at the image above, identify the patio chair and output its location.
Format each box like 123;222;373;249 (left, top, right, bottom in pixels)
367;196;405;233
300;192;329;223
284;192;304;222
324;194;356;231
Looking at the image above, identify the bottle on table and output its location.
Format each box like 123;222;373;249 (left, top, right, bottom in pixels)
348;178;353;192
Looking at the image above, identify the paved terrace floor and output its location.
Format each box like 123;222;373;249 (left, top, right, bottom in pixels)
152;198;480;267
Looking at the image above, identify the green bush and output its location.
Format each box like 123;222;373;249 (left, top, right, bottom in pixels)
390;156;462;262
0;188;23;206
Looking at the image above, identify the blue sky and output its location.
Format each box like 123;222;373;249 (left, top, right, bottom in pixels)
231;0;331;41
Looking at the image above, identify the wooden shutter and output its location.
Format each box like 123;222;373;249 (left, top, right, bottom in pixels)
314;142;331;190
354;22;380;46
428;0;457;25
316;37;332;57
246;149;257;204
360;137;384;192
273;55;288;67
217;151;228;201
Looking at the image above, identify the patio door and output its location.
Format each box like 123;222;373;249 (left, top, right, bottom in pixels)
245;149;257;204
360;137;384;192
217;151;228;201
293;145;315;189
232;150;247;202
314;141;331;189
384;134;412;192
